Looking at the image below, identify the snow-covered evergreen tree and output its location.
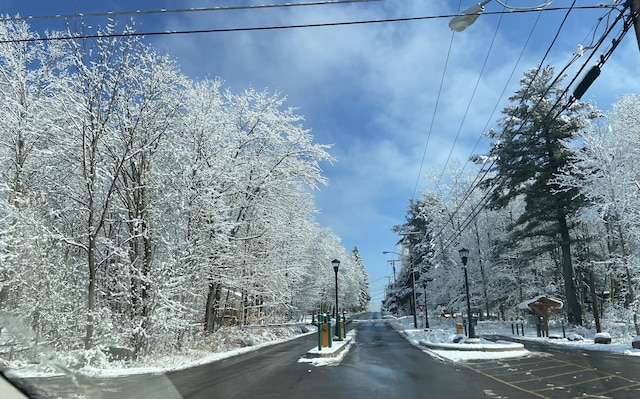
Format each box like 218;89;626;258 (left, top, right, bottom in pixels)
474;65;595;325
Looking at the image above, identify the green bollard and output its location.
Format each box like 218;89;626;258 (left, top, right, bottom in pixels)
328;318;332;348
562;320;566;338
511;320;515;335
317;313;324;350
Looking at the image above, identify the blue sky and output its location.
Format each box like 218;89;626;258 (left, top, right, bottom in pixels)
3;0;640;308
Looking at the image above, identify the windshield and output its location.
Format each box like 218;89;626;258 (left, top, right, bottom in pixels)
2;1;640;399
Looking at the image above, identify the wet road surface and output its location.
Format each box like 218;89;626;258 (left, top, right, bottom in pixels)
13;313;640;398
100;312;539;398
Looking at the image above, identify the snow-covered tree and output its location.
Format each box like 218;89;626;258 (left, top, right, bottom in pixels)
0;17;363;363
350;247;371;311
555;93;640;332
474;65;595;325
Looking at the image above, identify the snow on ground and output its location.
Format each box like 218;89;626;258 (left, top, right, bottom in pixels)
6;314;640;380
4;324;317;379
385;314;640;362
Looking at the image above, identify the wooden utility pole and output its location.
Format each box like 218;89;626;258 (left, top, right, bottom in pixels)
633;0;640;51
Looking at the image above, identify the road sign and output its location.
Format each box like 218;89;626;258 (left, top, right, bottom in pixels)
417;304;425;311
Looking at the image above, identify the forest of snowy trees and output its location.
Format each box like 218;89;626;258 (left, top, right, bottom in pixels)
384;65;640;336
0;20;371;358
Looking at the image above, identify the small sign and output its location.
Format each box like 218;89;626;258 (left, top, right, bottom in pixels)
417;304;425;311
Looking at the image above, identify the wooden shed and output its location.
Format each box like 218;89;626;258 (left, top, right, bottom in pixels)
518;295;563;337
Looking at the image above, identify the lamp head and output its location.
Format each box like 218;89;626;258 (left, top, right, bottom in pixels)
332;259;340;272
448;0;491;32
459;247;469;265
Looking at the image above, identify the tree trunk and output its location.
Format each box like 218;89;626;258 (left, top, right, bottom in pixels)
558;210;582;325
473;224;490;319
589;270;601;333
204;282;221;333
85;236;97;350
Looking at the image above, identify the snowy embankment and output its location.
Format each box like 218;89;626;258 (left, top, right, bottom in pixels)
386;316;530;361
4;324;316;379
385;314;640;362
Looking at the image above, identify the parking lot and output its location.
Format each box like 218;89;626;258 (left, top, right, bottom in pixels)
465;351;640;398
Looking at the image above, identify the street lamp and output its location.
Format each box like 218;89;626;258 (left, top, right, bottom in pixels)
422;280;429;329
383;250;418;328
449;0;491;32
449;0;555;32
332;259;341;339
458;248;475;338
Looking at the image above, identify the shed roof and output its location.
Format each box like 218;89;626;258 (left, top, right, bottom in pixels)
518;295;563;310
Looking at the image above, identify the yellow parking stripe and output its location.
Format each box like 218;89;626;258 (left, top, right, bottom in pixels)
463;353;640;399
511;367;597;384
461;362;551;399
536;375;617;391
569;382;640;399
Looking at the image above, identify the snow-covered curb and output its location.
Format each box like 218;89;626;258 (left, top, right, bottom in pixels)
298;331;356;367
420;340;524;351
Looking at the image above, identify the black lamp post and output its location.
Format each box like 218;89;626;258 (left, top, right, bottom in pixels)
459;248;475;338
332;259;341;339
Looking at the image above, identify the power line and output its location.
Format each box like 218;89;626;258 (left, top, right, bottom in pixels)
455;6;545;193
422;0;638;259
424;1;580;254
0;0;381;22
434;2;632;260
410;3;626;250
433;2;507;190
0;6;612;44
411;7;457;201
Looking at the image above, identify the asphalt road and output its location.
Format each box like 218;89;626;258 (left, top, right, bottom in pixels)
99;312;539;398
14;313;640;398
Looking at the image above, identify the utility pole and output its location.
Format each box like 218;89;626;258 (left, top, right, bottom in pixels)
633;0;640;51
387;259;398;283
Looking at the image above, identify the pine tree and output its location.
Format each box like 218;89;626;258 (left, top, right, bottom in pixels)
351;247;371;311
475;65;595;325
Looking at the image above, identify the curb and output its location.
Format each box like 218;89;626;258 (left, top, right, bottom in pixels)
305;337;353;358
420;339;525;352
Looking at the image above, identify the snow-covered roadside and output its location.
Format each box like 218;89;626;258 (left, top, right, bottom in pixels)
385;315;640;362
4;324;317;379
392;322;530;362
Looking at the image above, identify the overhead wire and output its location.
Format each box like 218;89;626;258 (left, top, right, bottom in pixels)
427;0;586;257
495;0;554;11
561;2;634;109
0;0;629;261
417;0;575;224
432;0;625;205
454;6;544;192
0;0;382;22
0;6;613;44
433;1;507;190
433;1;633;258
451;0;625;198
411;1;459;201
